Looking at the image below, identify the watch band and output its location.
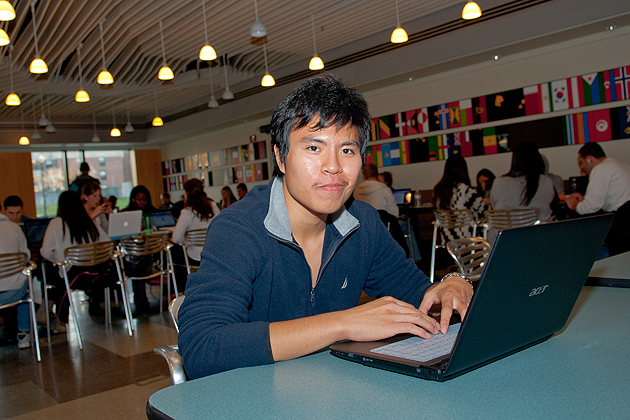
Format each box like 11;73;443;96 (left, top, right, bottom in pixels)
440;272;474;289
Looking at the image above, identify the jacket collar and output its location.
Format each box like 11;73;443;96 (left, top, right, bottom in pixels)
264;177;359;242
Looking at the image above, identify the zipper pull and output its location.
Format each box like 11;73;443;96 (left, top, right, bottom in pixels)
310;288;315;302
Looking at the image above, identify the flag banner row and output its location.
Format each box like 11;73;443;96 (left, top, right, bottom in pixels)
371;65;630;141
366;105;630;167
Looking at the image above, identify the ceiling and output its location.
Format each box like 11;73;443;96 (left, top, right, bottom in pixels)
0;0;629;149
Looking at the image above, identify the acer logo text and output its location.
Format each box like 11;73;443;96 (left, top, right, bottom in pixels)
529;285;549;297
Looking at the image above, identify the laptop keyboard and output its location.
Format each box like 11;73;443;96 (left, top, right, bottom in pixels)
371;323;460;362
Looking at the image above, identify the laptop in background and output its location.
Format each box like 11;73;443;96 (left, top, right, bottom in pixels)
108;210;142;240
22;218;53;254
392;189;411;205
330;214;614;381
151;210;176;228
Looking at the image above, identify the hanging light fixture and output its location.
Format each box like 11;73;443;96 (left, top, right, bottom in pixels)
0;28;9;46
158;21;174;81
75;43;90;102
199;0;217;60
390;0;408;43
308;14;324;71
125;100;134;133
208;67;219;108
5;45;20;106
110;110;121;137
29;1;48;73
152;92;164;126
97;20;113;84
0;1;16;20
91;112;100;142
38;93;48;126
462;1;482;20
250;0;266;38
31;104;41;140
45;96;55;133
18;110;29;145
222;54;234;100
261;44;275;87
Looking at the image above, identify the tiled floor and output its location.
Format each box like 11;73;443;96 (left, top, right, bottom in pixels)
0;291;177;420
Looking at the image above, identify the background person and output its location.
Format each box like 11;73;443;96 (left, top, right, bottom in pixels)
475;169;495;203
80;180;112;232
2;195;30;223
378;171;394;191
219;186;237;210
354;164;399;217
236;183;248;199
160;192;173;209
69;162;99;192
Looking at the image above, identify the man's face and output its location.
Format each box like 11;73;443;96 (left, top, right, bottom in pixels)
4;206;23;223
578;155;594;176
276;122;362;220
237;188;246;199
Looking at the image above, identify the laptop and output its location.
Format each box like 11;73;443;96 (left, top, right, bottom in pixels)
23;218;52;246
392;189;411;205
151;210;176;228
108;210;142;240
330;214;614;381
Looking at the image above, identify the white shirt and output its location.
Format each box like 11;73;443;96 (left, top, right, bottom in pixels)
491;175;556;222
353;180;399;217
0;214;30;291
171;203;220;261
576;158;630;214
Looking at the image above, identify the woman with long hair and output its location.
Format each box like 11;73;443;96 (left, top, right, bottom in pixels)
41;191;113;324
475;168;495;200
490;141;555;221
220;186;237;210
433;154;489;242
80;180;112;231
171;179;220;289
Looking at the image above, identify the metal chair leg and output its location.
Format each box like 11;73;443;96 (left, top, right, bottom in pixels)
61;269;83;350
27;274;41;361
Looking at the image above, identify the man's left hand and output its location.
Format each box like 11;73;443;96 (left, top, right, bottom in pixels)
419;276;473;334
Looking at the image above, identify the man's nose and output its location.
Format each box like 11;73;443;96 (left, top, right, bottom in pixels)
322;150;342;174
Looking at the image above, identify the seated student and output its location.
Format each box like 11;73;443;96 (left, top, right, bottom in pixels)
353;163;399;217
378;171;394;191
108;196;120;213
40;191;114;323
236;183;248;200
81;180;112;232
0;204;33;349
491;141;555;222
121;185;157;214
2;195;30;223
475;169;495;203
171;179;220;290
219;186;237;209
178;75;472;379
160;192;174;209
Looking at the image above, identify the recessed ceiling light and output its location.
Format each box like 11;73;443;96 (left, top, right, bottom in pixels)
493;55;500;61
608;25;616;31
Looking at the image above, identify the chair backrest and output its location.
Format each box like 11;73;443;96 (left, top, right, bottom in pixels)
184;228;207;248
446;237;492;280
169;295;185;332
0;252;28;279
434;209;475;229
64;241;115;267
484;209;540;231
119;232;171;256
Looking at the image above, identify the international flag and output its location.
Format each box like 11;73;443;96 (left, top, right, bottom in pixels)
449;102;461;128
568;76;584;109
427;136;439;161
399;140;411;164
541;83;551;113
455;131;473;157
435;104;450;130
582;73;605;106
404;110;419;135
603;69;616;103
373;144;383;167
446;133;461;156
523;85;543;115
497;133;509;153
394;113;406;137
482;127;497;155
486;89;525;121
364;146;375;165
436;135;447;161
459;99;473;126
381;143;392;166
371;118;380;141
390;142;400;165
378;116;394;139
610;105;630;139
551;79;569;111
418;108;429;133
614;67;630;101
587;109;612;142
408;138;429;163
472;96;487;124
469;129;485;156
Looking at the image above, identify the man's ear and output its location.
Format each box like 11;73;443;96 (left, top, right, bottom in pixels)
274;145;286;175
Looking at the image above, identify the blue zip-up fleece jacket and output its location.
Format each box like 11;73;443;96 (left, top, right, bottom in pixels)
178;177;432;379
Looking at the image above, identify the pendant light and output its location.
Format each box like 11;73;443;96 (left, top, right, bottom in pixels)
97;20;113;84
308;14;324;71
110;110;121;137
199;0;217;60
75;43;90;102
0;1;16;21
125;100;134;133
158;21;174;81
91;113;100;142
38;93;48;126
152;92;163;126
31;104;41;140
261;44;274;87
208;67;219;108
390;0;408;44
250;0;266;38
222;54;233;100
0;28;9;46
29;1;48;73
462;2;482;20
5;45;20;106
45;97;55;133
19;110;29;145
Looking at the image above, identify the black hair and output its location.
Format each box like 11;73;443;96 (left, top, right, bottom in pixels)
123;185;156;213
270;74;371;177
379;171;393;188
362;163;379;180
505;141;545;205
3;195;24;208
183;179;214;221
57;191;100;245
475;168;495;196
579;143;606;159
433;154;471;209
162;192;171;199
80;162;90;172
236;183;248;193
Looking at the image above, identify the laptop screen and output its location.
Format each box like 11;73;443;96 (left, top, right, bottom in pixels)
23;218;52;245
392;189;411;205
151;210;176;228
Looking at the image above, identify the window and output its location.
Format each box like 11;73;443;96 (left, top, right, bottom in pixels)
99;157;106;166
99;170;107;181
31;152;67;218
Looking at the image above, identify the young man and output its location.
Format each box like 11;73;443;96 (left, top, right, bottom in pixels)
236;183;248;199
69;162;99;192
2;195;29;224
354;163;399;217
178;76;472;379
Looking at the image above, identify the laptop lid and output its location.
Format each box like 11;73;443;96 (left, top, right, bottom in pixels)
22;218;52;246
392;189;411;205
151;210;176;228
330;214;614;380
108;210;142;240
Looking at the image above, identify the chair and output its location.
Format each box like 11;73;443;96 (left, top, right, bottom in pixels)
446;237;492;282
430;209;477;283
154;295;188;385
482;209;540;241
182;228;207;274
0;253;40;361
48;241;133;349
397;215;419;262
119;232;178;313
